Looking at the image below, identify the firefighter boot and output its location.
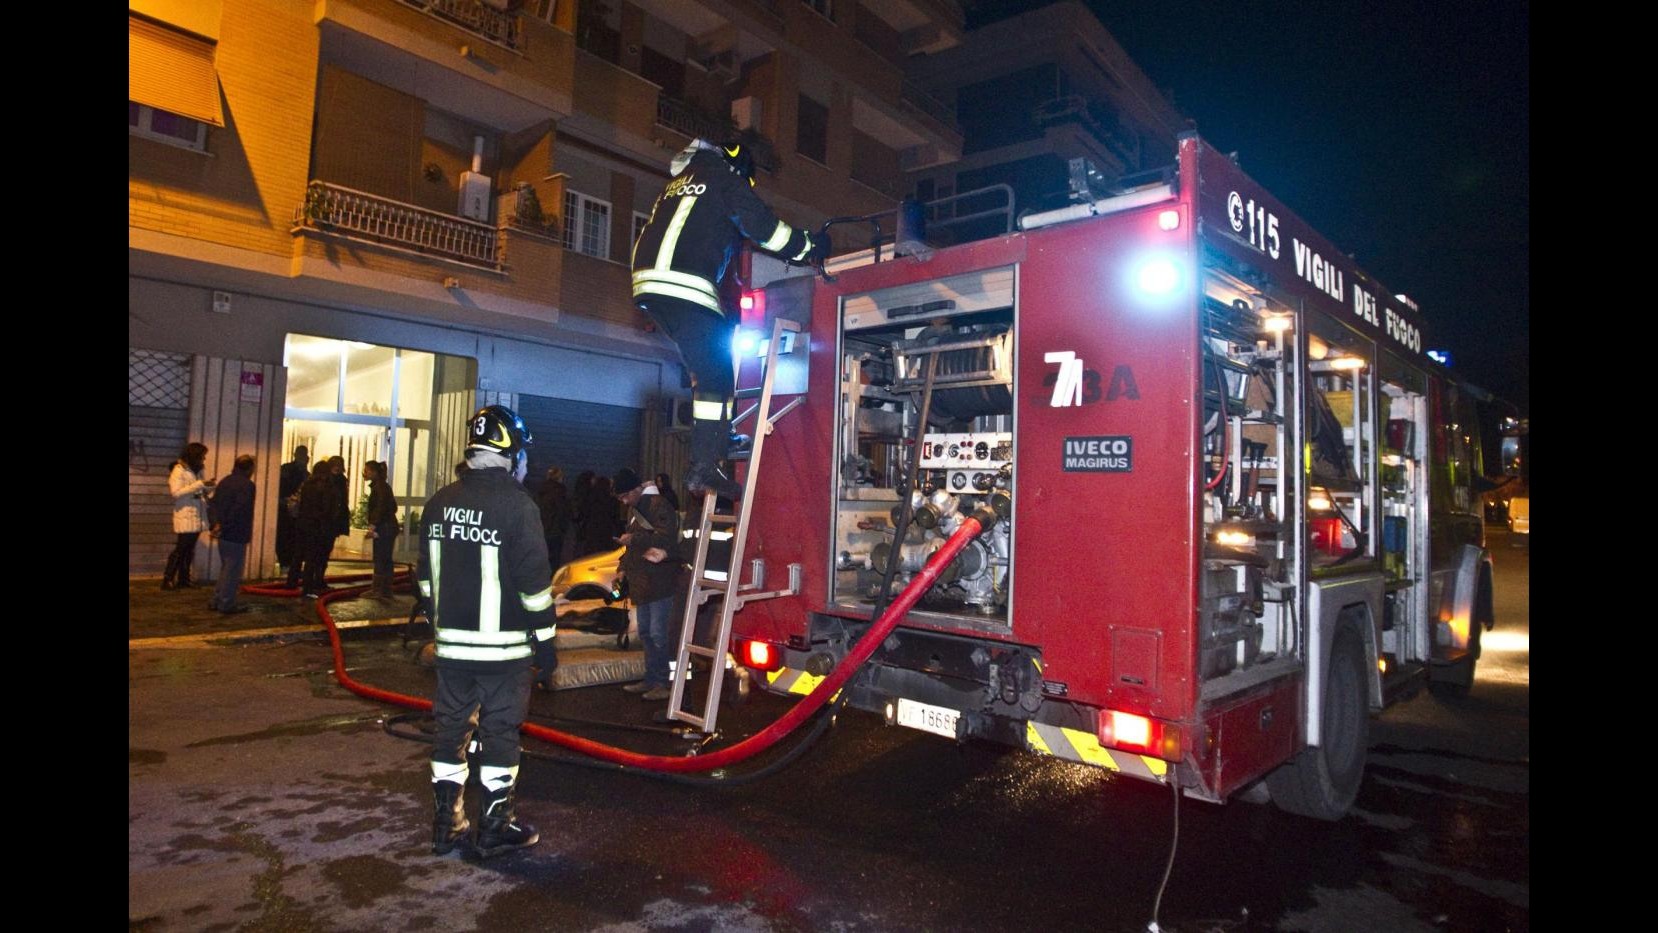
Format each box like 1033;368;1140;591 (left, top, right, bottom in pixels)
684;418;744;501
475;783;539;858
431;780;470;856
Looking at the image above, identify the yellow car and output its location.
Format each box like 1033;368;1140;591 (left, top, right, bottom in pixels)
1507;496;1529;536
551;547;626;608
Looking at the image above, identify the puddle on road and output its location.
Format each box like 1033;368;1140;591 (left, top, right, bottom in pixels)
184;713;387;747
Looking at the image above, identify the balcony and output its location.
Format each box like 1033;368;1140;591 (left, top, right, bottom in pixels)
655;94;732;143
295;181;504;272
397;0;521;52
901;79;954;127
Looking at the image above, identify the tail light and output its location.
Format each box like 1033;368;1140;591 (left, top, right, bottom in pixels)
738;639;781;672
1098;708;1182;761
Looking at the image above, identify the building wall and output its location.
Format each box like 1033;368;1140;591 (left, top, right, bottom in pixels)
128;0;320;256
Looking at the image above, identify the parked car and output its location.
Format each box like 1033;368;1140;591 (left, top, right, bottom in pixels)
1507;496;1529;537
551;546;625;606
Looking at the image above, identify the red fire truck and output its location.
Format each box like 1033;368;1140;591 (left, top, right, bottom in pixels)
725;132;1494;820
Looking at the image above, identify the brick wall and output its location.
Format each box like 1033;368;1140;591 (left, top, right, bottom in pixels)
128;0;320;256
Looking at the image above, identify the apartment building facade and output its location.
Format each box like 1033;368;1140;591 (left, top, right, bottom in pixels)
903;1;1184;244
128;0;962;577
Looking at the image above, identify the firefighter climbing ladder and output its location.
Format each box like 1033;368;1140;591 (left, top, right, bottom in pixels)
668;316;804;735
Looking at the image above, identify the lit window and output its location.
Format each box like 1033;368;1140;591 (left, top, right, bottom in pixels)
129;102;207;152
561;190;612;260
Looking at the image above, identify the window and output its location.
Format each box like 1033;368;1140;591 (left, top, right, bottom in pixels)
562;190;612;260
802;0;834;19
797;94;828;165
129;102;207;152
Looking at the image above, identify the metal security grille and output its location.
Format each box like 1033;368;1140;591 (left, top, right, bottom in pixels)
129;349;191;409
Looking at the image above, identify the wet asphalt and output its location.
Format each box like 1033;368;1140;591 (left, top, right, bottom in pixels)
129;534;1529;931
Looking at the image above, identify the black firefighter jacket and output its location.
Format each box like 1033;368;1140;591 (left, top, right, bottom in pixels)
630;140;814;315
416;467;556;668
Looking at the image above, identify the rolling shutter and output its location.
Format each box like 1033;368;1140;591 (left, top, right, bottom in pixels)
515;395;642;490
129;15;224;127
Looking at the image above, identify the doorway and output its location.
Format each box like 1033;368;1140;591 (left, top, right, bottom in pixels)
281;334;475;560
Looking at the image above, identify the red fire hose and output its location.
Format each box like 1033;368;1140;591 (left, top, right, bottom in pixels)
289;514;991;773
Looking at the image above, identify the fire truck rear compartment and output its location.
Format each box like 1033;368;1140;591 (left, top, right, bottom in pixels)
832;267;1017;632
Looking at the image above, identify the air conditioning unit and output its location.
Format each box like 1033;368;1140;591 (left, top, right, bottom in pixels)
731;96;763;131
458;136;492;222
664;397;695;432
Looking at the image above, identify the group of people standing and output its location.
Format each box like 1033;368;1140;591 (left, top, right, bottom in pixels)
535;468;680;569
271;446;401;600
162;443;257;614
162;441;403;609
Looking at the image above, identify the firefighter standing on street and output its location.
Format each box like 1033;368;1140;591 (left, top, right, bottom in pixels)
631;135;829;500
417;404;558;858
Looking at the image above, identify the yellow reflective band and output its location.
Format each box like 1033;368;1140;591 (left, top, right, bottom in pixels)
418;580;432;597
633;280;722;313
479;545;501;634
431;760;468;782
790;239;813;261
436;643;533;661
725;145;742;158
437;629;535;646
692;400;726;420
521;587;554;612
762;220;793;252
632;268;718;300
427;539;442;617
656;196;698;271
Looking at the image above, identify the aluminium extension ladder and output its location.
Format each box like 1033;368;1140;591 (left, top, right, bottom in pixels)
667;316;805;735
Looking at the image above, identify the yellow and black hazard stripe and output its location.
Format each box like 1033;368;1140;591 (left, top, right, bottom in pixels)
762;666;843;702
1025;721;1169;783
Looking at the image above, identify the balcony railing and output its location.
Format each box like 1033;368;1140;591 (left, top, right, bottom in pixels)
295;181;503;271
399;0;522;51
655;95;732;143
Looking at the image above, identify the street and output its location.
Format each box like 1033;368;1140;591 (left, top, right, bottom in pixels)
129;529;1527;932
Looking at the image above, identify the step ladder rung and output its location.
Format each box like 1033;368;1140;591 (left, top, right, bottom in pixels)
685;645;719;658
708;513;738;524
734;387;764;399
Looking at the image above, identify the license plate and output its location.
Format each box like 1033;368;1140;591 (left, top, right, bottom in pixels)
894;698;960;740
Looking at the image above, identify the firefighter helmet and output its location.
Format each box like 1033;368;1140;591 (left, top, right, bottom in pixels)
721;140;756;187
466;405;533;459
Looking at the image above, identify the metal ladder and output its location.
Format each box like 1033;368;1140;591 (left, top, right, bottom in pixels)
667;317;804;735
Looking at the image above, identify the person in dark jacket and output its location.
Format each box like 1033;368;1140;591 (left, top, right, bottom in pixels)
207;454;257;614
327;455;351;540
576;475;622;557
417;405;555;859
276;445;308;575
295;462;336;597
631;135;829;500
536;468;571;569
363;460;400;600
612;469;682;701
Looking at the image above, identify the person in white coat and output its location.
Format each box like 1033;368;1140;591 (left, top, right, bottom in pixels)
163;442;216;590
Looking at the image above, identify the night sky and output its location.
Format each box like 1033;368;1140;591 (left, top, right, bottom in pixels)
967;1;1530;414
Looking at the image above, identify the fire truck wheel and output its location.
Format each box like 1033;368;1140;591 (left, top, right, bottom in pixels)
1266;624;1369;821
1428;621;1480;699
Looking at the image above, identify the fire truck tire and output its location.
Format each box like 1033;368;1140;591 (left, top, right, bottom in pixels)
1266;624;1369;821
